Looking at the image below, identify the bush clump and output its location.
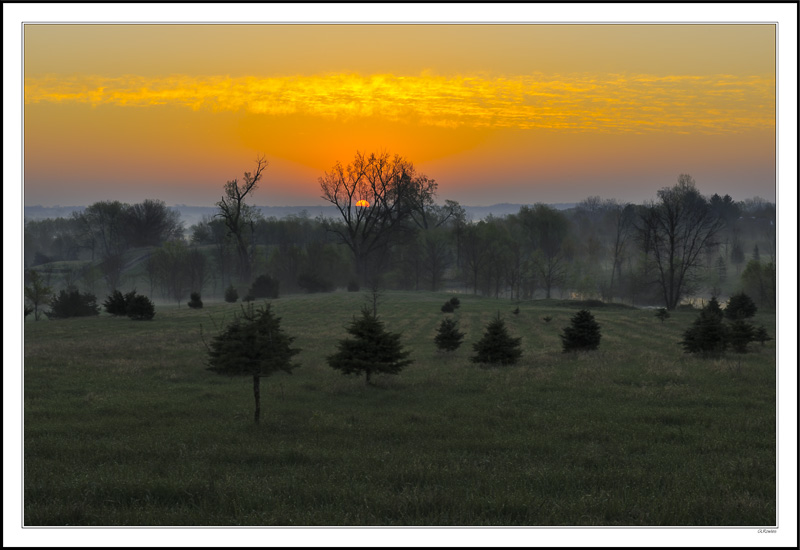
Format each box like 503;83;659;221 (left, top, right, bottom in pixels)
188;292;203;309
297;272;335;293
46;288;100;319
471;313;522;365
126;294;156;321
103;289;133;316
561;309;601;352
441;301;455;313
224;285;239;303
248;274;279;299
449;296;461;309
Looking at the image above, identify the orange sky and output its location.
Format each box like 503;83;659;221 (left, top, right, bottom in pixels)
23;23;776;206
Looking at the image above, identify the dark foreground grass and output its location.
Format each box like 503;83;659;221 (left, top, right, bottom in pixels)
23;291;776;526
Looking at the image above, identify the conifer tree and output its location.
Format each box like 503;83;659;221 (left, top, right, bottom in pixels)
561;309;602;352
207;302;300;422
327;306;413;385
680;297;727;355
471;313;522;365
434;317;465;352
728;318;755;353
724;292;757;320
753;325;772;347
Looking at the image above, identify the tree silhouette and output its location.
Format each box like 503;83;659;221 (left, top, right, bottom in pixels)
319;151;438;286
638;175;724;310
216;156;268;284
207;303;300;423
327;306;412;385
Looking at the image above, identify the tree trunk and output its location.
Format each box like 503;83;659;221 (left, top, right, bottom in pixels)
253;374;261;423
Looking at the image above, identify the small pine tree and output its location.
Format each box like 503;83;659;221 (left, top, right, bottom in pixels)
434;317;465;352
542;315;553;324
513;306;520;315
441;301;455;313
753;325;772;346
224;285;239;303
680;297;727;356
471;313;522;365
725;292;757;320
728;318;755;353
449;296;461;309
207;303;300;423
327;307;413;385
46;288;100;319
561;309;601;352
126;294;155;320
188;291;203;309
655;308;670;323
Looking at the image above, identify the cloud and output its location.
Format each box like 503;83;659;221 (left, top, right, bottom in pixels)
24;72;774;134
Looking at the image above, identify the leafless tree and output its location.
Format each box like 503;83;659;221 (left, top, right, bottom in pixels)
638;175;724;310
319;151;437;285
216;155;268;284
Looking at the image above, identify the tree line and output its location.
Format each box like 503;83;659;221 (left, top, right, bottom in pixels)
24;152;776;313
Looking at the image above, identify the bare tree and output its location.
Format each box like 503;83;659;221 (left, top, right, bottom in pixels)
319;151;437;285
216;155;268;284
638;175;724;310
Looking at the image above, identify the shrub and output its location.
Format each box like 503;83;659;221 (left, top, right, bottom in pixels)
46;289;101;319
448;296;461;309
188;292;203;309
655;308;670;323
434;317;465;352
249;274;279;299
224;285;239;303
327;306;413;385
347;280;360;292
561;309;601;352
297;272;335;293
471;313;522;365
441;301;455;313
542;316;553;323
103;290;129;316
127;294;156;321
725;292;757;320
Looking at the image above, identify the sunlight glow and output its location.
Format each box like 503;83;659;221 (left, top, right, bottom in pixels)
24;72;774;134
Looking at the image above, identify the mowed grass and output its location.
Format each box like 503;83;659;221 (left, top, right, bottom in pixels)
23;291;776;526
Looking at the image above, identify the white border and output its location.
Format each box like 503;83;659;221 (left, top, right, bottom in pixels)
5;3;797;548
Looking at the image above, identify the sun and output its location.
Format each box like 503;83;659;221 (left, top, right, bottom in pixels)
355;199;370;207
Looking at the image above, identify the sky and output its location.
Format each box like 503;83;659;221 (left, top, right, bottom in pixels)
22;20;778;208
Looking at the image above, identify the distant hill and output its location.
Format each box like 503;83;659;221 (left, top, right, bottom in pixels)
23;202;577;226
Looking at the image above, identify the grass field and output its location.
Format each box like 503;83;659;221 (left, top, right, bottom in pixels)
23;291;776;526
